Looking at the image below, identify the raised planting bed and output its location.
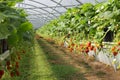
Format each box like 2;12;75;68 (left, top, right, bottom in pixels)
63;40;120;72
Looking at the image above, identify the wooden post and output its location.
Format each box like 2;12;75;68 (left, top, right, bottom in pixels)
1;39;8;53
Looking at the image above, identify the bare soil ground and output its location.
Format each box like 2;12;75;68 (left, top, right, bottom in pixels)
38;37;120;80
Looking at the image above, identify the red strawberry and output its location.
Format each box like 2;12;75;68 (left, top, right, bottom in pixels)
0;70;4;75
71;43;75;47
16;65;19;68
113;51;118;56
10;72;14;77
7;66;11;71
87;42;91;47
68;45;70;48
100;44;103;48
16;70;20;76
111;46;116;52
118;41;120;45
0;70;4;79
69;48;73;52
85;48;89;54
89;46;94;50
6;61;10;66
18;56;21;60
16;62;19;65
16;62;19;68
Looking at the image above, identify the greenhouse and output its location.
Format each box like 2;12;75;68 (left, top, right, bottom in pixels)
0;0;120;80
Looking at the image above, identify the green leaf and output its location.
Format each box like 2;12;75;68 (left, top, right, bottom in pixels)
99;11;114;19
0;12;5;23
94;31;104;39
7;32;19;46
0;23;10;39
19;22;33;32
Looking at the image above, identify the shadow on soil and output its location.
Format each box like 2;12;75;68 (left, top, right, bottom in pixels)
37;38;87;80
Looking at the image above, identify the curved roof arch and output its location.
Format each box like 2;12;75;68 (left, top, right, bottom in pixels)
16;0;106;29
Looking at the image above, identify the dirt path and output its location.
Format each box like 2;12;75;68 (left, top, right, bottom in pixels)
38;38;120;80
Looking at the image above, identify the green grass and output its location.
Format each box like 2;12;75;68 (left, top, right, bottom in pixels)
2;39;85;80
51;64;77;78
37;39;87;80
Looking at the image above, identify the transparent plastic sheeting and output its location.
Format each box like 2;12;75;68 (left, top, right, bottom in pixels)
16;0;106;28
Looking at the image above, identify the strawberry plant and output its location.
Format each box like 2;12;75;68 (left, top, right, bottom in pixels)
0;0;34;79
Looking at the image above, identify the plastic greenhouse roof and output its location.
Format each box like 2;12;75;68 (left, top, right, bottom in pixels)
16;0;106;29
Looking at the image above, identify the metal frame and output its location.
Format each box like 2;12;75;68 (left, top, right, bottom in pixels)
51;0;67;9
27;16;52;19
18;2;58;25
25;10;55;19
76;0;83;5
29;0;62;15
27;12;64;15
17;0;83;28
18;3;57;17
20;4;80;9
25;9;55;20
28;15;53;24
